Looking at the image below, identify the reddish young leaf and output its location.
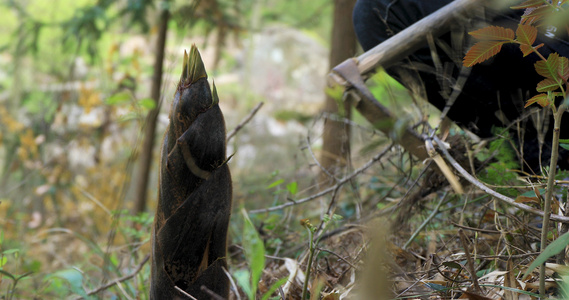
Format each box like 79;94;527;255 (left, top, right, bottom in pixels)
520;43;545;57
560;55;569;81
469;26;515;41
534;52;569;83
536;78;561;92
520;44;534;57
516;24;538;46
511;0;547;9
521;6;553;24
525;93;551;108
463;41;506;67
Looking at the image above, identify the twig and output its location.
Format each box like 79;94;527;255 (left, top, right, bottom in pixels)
249;143;394;214
75;255;150;299
431;135;569;223
226;102;264;142
314;183;344;238
316;247;359;270
306;136;338;183
223;266;241;300
403;192;448;250
458;229;482;294
174;286;198;300
278;286;285;300
451;222;501;234
200;285;227;300
76;186;113;216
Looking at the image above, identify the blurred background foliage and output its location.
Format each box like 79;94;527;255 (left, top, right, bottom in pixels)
0;0;410;298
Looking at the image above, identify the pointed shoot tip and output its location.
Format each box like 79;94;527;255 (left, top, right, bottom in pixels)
212;81;219;106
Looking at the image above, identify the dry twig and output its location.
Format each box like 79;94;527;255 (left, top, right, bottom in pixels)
226;102;264;142
249;143;394;214
74;255;150;300
458;229;482;294
432;135;569;223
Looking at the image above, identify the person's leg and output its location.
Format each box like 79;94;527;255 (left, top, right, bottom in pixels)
352;0;569;171
353;0;452;52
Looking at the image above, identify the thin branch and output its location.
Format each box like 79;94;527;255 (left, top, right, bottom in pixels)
226;102;264;142
306;136;338;183
458;229;482;294
249;143;394;214
201;285;227;300
403;192;447;250
75;255;150;299
316;247;359;270
174;286;198;300
431;135;569;223
222;266;240;300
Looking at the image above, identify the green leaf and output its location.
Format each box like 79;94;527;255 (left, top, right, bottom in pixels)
443;261;463;269
48;269;89;298
286;182;298;195
117;112;139;122
424;282;447;291
523;231;569;279
261;277;288;300
241;209;265;300
325;85;344;101
266;179;284;189
522;189;546;197
479;284;541;298
561;143;569;151
139;98;156;110
106;91;131;105
332;214;344;221
0;256;8;268
2;249;19;255
234;269;253;299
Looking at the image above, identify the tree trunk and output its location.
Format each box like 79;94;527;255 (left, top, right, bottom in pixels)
319;0;357;187
133;5;170;214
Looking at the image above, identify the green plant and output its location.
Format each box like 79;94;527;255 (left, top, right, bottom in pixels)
0;255;31;300
300;218;316;300
299;214;343;300
0;229;31;300
114;210;154;241
236;209;287;300
464;1;569;296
